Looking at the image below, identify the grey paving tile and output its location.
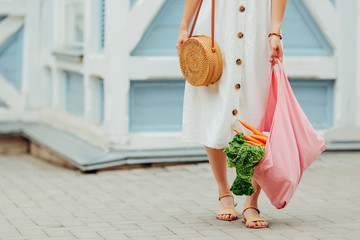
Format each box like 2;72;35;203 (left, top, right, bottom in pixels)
0;152;360;239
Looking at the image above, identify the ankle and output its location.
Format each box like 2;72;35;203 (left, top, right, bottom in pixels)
218;185;231;195
244;197;259;208
244;202;258;209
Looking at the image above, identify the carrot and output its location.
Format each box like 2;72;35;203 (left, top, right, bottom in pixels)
244;134;264;146
239;120;267;138
245;140;261;146
250;134;268;144
233;129;241;134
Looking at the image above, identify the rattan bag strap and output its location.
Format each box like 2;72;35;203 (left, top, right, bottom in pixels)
188;0;216;52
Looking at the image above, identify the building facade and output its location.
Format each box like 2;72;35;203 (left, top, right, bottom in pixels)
0;0;359;169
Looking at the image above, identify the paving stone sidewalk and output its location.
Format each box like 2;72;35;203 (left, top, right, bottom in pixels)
0;151;359;240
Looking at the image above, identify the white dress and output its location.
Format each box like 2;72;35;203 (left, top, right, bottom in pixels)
181;0;272;149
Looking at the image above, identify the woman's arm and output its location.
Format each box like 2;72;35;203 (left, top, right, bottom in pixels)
176;0;201;55
269;0;287;64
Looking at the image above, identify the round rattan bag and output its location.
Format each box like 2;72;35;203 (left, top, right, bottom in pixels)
178;0;223;87
179;35;223;86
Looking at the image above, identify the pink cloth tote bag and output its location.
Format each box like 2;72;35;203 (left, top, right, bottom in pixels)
253;59;327;209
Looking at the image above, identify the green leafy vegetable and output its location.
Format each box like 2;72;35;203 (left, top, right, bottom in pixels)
224;132;265;196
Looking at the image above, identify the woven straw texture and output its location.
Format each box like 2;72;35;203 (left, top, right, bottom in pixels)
179;35;223;86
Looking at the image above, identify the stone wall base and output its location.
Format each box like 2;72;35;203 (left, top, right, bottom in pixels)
0;135;202;173
29;142;78;170
0;135;29;155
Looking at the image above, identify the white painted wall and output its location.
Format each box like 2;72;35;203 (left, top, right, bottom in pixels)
323;0;360;142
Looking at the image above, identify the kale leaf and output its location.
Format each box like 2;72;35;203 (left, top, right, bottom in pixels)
224;132;265;196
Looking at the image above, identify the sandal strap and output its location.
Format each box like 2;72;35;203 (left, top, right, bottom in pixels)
242;205;260;215
241;205;261;221
218;192;234;201
218;193;237;207
245;216;267;227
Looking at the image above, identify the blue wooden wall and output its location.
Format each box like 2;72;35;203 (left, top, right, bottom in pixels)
99;78;104;123
65;72;85;116
0;26;24;92
95;77;105;124
289;79;334;129
129;79;333;132
64;73;104;122
282;0;333;56
129;80;185;132
132;0;333;57
129;0;335;132
131;0;184;56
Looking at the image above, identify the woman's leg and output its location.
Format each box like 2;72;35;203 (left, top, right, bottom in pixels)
205;146;237;220
243;178;269;227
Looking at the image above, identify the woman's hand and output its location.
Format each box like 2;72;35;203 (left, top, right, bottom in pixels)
269;35;283;65
176;28;189;56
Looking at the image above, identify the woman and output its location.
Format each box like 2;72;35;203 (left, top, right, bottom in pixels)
176;0;286;228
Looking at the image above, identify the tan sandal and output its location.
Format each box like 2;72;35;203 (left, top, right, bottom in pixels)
216;193;238;221
241;205;268;228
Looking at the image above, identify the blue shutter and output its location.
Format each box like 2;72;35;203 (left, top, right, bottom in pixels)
131;0;185;56
99;0;105;50
282;0;333;56
129;80;185;132
0;26;24;91
99;78;104;123
65;72;85;116
94;77;105;124
289;79;334;129
129;79;333;131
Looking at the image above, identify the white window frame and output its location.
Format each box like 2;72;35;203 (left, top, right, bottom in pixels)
64;0;85;49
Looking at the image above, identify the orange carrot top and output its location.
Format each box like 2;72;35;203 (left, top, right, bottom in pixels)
239;120;267;138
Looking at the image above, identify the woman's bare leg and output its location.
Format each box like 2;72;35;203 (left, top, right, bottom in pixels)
243;178;269;227
205;146;237;220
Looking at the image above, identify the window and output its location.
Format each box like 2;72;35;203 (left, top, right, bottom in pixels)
65;71;85;116
65;0;84;49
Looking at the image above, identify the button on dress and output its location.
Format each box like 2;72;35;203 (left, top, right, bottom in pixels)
181;0;272;149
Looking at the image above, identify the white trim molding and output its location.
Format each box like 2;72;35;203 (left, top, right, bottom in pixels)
283;57;337;79
0;16;24;46
130;56;182;80
129;56;338;80
0;0;26;16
